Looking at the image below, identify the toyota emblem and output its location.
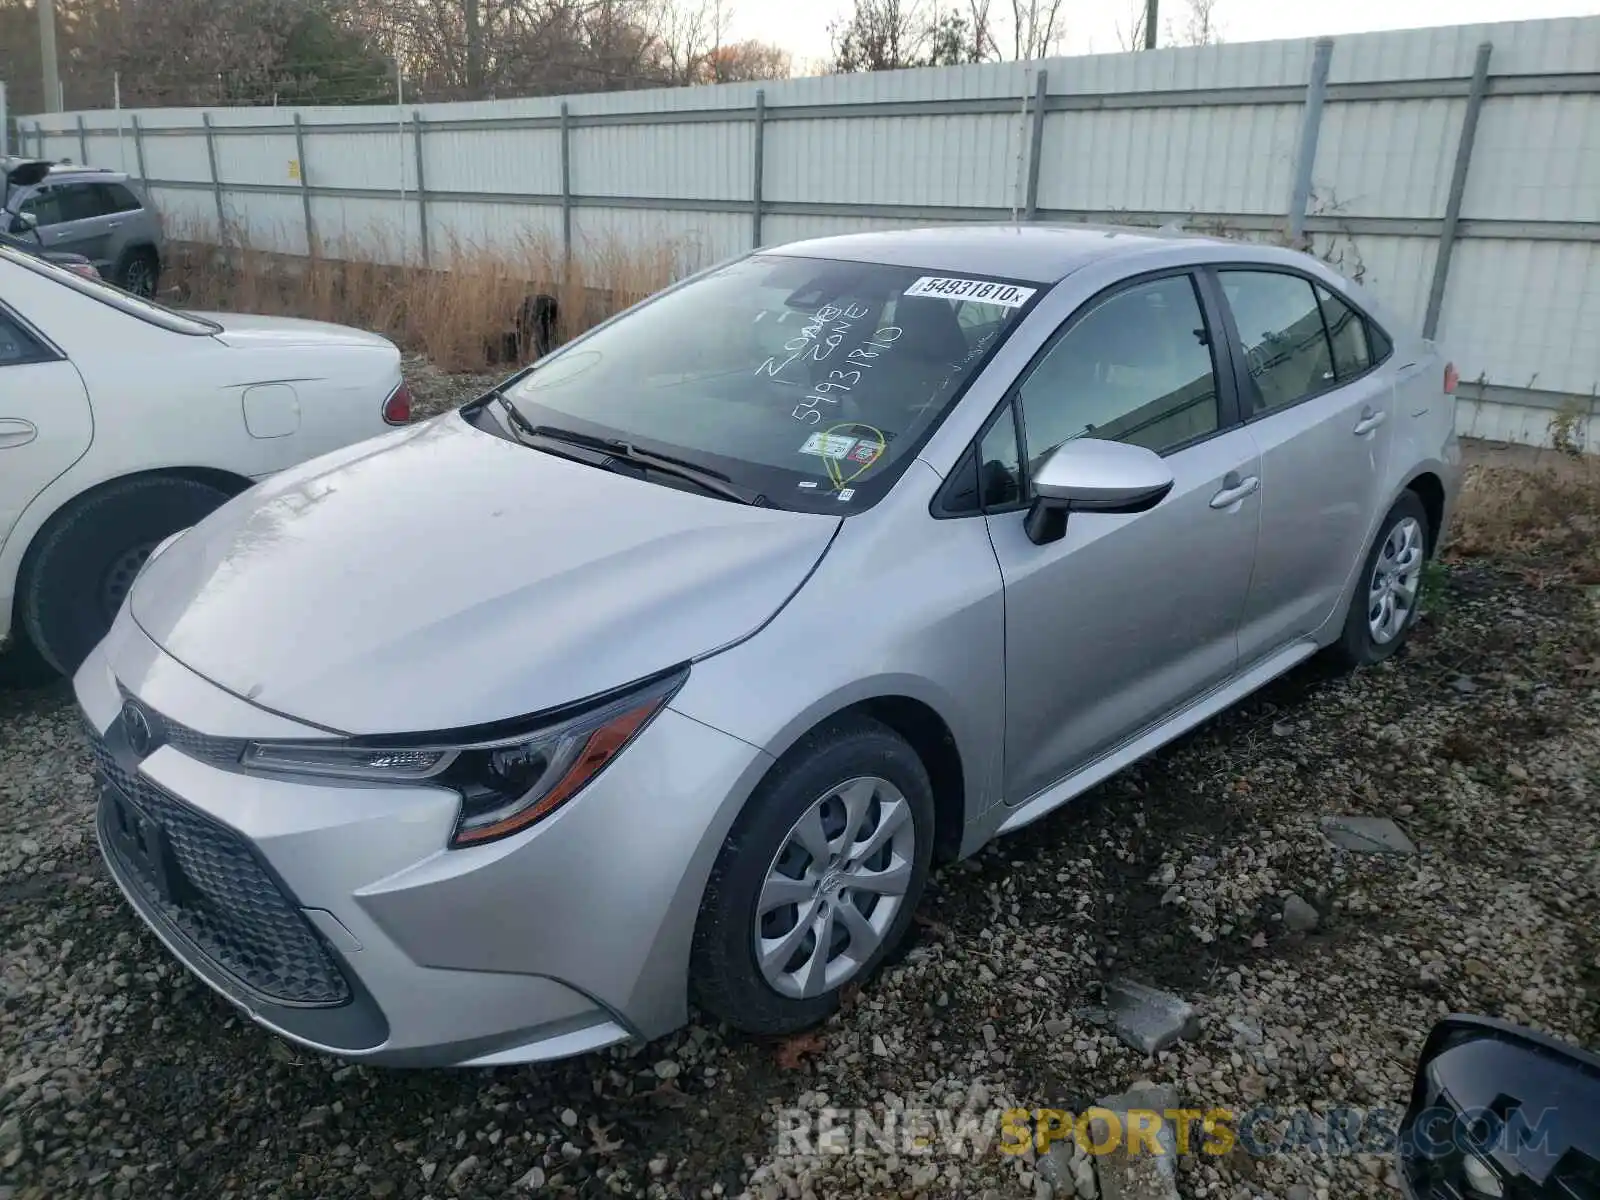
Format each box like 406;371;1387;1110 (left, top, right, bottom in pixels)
121;699;159;758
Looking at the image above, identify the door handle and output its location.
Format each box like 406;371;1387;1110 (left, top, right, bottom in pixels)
1209;474;1260;509
105;220;122;230
1353;408;1387;436
0;418;39;449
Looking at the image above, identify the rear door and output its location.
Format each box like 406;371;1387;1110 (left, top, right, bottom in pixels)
1215;268;1396;666
0;290;93;557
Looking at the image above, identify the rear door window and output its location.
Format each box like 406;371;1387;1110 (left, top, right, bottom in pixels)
98;183;143;213
1219;270;1336;417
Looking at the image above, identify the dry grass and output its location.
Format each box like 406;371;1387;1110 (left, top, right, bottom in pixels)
160;217;695;372
1451;452;1600;582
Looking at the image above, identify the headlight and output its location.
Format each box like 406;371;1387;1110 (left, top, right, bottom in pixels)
242;667;686;847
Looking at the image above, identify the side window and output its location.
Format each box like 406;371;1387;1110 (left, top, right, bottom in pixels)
978;403;1022;509
56;184;107;223
1016;274;1220;471
0;308;47;366
1316;283;1372;380
20;187;66;226
1220;270;1335;416
99;183;143;213
1368;321;1394;362
935;403;1023;516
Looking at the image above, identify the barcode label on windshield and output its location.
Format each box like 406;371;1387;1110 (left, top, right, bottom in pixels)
904;277;1036;308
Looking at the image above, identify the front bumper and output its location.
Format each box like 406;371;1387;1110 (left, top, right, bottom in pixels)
76;611;771;1067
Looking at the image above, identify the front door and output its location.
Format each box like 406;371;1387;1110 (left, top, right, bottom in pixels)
1214;269;1397;665
985;272;1262;805
32;183;117;270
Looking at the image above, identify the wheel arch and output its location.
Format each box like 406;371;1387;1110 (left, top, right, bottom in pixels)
1403;469;1447;556
9;465;254;639
759;693;969;865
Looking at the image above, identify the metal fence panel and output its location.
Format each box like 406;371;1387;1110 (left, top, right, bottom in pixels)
20;14;1600;439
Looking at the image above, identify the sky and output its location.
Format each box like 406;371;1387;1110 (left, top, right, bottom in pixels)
726;0;1600;73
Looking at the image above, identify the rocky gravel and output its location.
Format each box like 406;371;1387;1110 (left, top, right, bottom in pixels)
1;413;1596;1199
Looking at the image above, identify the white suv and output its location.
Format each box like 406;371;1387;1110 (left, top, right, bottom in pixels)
0;243;411;676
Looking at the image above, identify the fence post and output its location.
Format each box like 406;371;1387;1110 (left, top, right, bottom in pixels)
201;112;226;244
412;111;429;267
1423;42;1493;342
750;89;766;249
130;114;146;184
1287;37;1335;244
1024;68;1049;221
75;112;87;164
293;113;315;258
559;101;573;273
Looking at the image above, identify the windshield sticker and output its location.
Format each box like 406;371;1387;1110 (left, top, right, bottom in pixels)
798;480;819;489
818;423;887;493
799;432;859;459
837;488;855;501
904;276;1036;308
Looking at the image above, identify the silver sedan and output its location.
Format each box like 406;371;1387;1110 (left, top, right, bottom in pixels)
76;224;1459;1065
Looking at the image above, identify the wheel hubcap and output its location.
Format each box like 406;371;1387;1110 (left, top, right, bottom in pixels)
754;776;915;1000
1368;516;1423;645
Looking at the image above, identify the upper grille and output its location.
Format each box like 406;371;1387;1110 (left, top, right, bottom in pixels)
115;686;249;770
89;719;351;1007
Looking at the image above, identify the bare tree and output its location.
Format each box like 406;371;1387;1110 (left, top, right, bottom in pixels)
1167;0;1221;46
1114;0;1147;51
1009;0;1064;60
829;0;996;72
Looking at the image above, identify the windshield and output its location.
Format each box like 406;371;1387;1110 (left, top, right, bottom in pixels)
0;243;221;336
498;254;1040;510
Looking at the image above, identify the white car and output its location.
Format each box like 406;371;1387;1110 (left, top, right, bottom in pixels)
0;243;410;675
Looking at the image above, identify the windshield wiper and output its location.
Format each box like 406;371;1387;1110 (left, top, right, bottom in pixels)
525;423;765;506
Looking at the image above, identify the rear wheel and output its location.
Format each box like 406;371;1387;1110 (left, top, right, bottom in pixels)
19;476;233;676
1331;491;1430;668
114;247;160;297
690;718;934;1035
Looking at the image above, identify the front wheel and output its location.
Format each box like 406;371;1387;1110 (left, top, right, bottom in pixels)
1331;491;1431;668
690;718;935;1035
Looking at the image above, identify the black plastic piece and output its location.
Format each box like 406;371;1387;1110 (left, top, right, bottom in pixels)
1398;1014;1600;1200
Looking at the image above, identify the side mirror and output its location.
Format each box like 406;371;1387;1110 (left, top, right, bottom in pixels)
1024;438;1175;545
7;211;38;237
1398;1015;1599;1199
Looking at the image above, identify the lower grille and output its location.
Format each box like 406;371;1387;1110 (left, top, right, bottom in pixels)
90;722;351;1008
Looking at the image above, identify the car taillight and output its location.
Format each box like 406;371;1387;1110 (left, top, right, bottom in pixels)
71;263;99;280
383;382;413;425
1443;362;1459;394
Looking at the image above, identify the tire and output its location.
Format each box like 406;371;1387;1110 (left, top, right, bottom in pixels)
19;476;232;676
1330;491;1431;669
113;246;160;297
690;717;935;1036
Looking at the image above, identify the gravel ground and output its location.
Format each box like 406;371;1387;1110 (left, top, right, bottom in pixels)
2;385;1595;1199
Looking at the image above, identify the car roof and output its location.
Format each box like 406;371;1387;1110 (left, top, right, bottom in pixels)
770;222;1294;285
1;158;129;186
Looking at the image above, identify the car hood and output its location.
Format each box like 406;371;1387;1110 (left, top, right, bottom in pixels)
198;311;397;352
131;415;840;734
